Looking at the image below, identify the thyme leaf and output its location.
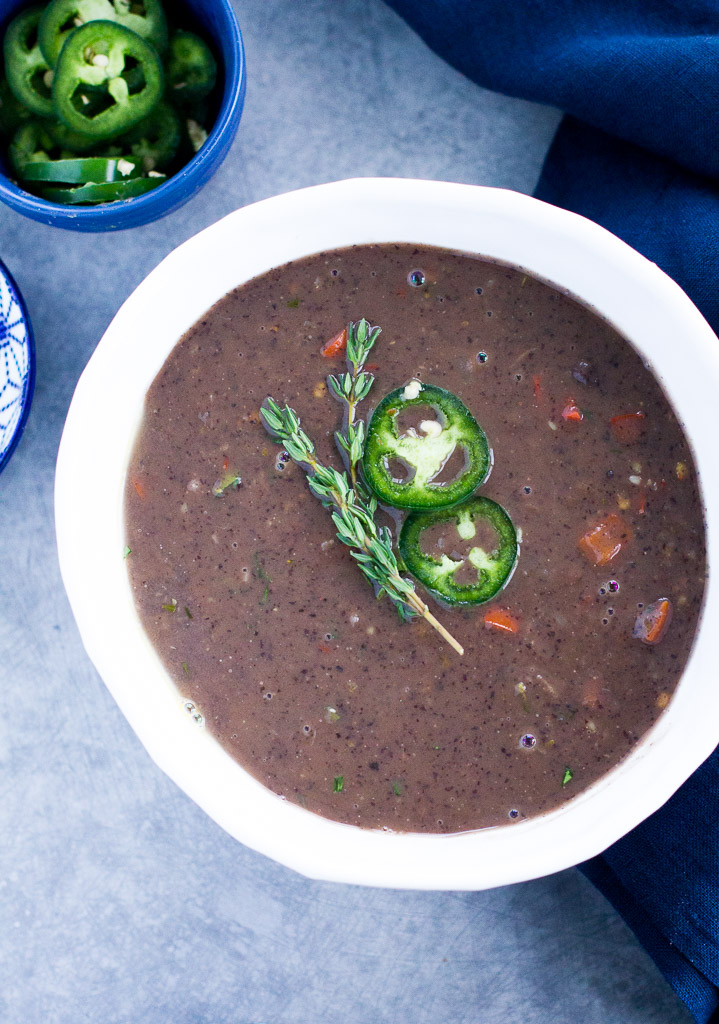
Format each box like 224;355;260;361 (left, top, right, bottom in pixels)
328;319;381;491
259;395;464;655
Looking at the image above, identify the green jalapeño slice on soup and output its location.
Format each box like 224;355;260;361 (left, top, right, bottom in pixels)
399;496;518;607
362;382;491;510
125;244;706;834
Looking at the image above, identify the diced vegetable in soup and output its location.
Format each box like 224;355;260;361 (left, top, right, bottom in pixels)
124;244;706;833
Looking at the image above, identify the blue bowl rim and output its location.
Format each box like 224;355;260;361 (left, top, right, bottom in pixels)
0;255;35;475
0;0;246;229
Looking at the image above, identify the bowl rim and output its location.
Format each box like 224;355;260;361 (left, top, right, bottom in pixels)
0;0;246;230
55;178;718;889
0;255;34;474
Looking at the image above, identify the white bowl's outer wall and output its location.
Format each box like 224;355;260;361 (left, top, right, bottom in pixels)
55;179;719;890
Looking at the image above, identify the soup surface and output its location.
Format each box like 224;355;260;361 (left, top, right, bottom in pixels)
125;244;706;833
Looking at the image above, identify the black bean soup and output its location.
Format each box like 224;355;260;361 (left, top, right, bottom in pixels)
125;244;706;833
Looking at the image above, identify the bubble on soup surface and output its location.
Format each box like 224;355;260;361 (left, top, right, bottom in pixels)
520;733;536;749
508;809;519;819
183;701;204;726
408;269;426;287
477;351;488;363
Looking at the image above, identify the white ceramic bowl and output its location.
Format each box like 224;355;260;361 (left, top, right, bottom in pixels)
55;178;718;890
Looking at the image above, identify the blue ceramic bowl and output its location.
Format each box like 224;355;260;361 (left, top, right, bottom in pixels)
0;0;246;231
0;256;34;474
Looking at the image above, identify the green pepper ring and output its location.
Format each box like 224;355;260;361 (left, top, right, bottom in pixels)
399;495;519;606
8;119;56;175
39;173;166;204
119;100;181;171
0;76;34;136
41;116;99;153
165;30;218;105
112;0;168;56
3;7;54;119
52;20;164;141
38;0;168;67
363;382;491;510
22;155;141;183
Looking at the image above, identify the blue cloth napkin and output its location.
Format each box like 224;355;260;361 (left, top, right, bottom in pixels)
384;2;719;1019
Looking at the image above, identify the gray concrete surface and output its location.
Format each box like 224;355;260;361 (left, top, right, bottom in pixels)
0;1;693;1022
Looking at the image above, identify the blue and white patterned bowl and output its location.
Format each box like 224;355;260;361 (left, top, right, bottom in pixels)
0;258;34;475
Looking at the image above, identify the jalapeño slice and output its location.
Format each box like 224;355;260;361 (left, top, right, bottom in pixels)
3;7;54;119
52;21;163;140
399;496;518;606
0;76;33;137
42;116;98;153
9;119;54;174
119;100;180;171
38;0;115;65
39;0;168;67
39;173;165;203
111;0;168;56
363;382;490;510
22;155;141;183
165;30;217;105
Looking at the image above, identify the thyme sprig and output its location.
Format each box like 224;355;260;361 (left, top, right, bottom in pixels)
260;397;464;655
327;319;380;490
